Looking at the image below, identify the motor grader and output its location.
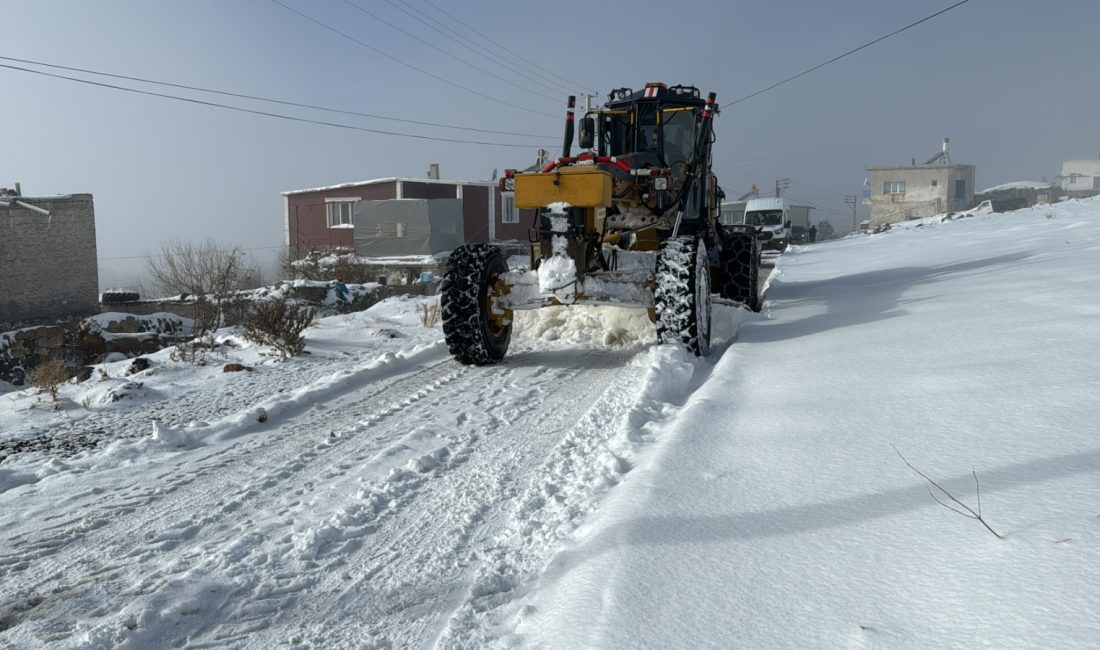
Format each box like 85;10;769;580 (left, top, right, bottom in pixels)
441;82;761;365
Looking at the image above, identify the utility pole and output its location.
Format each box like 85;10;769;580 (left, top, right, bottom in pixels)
845;195;858;233
775;178;790;197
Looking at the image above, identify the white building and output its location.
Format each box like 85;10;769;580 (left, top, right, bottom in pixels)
1058;160;1100;195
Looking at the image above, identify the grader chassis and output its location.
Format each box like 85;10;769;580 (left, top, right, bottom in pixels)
441;83;762;365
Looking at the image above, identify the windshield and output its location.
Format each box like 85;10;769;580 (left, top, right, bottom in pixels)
598;106;698;161
661;109;695;169
747;210;784;226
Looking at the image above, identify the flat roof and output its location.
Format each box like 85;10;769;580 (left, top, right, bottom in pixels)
0;194;78;200
866;164;974;171
282;176;495;196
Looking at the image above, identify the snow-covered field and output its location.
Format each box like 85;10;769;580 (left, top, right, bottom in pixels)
2;198;1099;648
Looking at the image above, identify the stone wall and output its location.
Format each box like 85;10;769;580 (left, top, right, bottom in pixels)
103;281;435;325
0;326;66;386
0;194;98;323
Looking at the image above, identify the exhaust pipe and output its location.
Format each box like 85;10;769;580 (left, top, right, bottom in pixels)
562;95;576;159
693;92;717;158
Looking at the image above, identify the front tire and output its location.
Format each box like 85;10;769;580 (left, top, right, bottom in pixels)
655;236;711;356
719;230;761;312
441;245;511;365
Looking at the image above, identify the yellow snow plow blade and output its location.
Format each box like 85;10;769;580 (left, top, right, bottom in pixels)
513;167;613;209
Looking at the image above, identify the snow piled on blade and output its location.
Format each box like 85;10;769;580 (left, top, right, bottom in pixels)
514;305;654;348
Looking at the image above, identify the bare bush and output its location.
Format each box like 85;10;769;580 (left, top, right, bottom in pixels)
241;298;316;359
147;239;261;362
894;446;1004;539
418;302;441;328
29;359;70;409
145;238;255;298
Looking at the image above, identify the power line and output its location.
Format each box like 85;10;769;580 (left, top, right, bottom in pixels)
339;0;561;103
726;0;973;106
419;0;598;96
386;0;577;97
100;245;286;262
785;192;851;217
380;0;575;98
389;0;579;98
791;179;853;197
267;0;559;119
0;63;548;148
711;141;900;171
0;54;555;140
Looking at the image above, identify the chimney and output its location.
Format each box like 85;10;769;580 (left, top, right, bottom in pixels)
14;182;21;197
427;163;440;180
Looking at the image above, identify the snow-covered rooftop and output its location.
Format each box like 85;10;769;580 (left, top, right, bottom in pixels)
978;180;1053;193
282;176;495;196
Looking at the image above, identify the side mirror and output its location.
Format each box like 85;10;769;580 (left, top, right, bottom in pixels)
785;220;792;229
579;116;595;150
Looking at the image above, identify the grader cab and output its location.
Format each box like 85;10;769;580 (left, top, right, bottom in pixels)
440;83;761;365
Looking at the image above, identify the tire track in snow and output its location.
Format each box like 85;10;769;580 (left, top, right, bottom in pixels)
0;345;450;562
223;349;647;649
0;348;649;649
0;357;465;642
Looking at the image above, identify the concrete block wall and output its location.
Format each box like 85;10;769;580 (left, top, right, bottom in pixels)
866;166;975;226
0;194;99;324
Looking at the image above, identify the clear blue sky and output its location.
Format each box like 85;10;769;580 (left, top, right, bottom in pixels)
3;0;1097;284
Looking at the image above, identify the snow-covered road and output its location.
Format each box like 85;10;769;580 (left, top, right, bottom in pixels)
1;299;744;648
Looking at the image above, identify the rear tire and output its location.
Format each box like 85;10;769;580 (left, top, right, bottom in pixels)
719;230;761;312
441;244;511;365
655;236;711;356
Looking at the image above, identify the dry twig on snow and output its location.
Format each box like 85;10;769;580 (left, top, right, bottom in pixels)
893;446;1004;540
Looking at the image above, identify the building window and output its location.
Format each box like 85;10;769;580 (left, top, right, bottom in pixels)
326;200;356;227
931;180;938;187
363;223;406;239
502;194;519;224
884;181;906;195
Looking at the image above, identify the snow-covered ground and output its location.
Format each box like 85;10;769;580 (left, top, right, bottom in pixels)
2;198;1099;648
515;199;1100;648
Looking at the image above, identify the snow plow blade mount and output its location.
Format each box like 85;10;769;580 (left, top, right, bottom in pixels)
513;167;613;209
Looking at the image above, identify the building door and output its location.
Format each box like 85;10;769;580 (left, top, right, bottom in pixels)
955;179;966;210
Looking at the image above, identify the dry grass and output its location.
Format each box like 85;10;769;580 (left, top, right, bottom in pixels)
29;359;70;409
418;302;441;328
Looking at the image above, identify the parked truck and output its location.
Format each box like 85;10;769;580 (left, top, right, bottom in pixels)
743;197;812;251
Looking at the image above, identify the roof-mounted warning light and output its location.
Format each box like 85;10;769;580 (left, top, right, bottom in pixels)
643;82;667;98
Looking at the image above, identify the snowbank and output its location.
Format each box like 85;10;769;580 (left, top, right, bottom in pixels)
515;197;1100;649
